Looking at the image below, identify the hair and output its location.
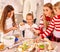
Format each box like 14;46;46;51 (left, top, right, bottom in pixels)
43;3;54;29
44;3;53;10
44;3;54;17
1;5;15;32
26;13;34;19
53;2;60;10
0;20;1;31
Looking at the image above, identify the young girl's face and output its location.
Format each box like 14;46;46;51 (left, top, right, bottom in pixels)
8;10;14;18
26;15;33;24
55;6;60;15
43;7;52;17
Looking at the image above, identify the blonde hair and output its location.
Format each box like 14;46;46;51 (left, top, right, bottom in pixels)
43;3;54;29
44;3;53;10
53;2;60;10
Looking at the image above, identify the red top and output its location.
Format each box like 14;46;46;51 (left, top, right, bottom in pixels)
46;16;51;21
37;16;52;38
41;15;60;38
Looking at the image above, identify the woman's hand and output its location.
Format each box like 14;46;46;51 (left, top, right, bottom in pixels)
14;24;18;28
4;26;18;34
34;30;40;34
30;28;40;34
34;36;41;43
44;38;50;42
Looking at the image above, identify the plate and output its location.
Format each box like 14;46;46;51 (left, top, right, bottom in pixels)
0;45;6;51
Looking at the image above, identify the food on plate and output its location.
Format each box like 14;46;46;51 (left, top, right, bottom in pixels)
18;39;35;52
0;43;4;50
18;43;30;52
44;38;54;50
37;43;45;50
22;43;29;51
18;38;55;52
23;39;34;45
48;44;54;50
38;44;45;50
44;42;54;50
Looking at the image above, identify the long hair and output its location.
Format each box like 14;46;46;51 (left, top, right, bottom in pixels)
1;5;15;32
43;3;54;29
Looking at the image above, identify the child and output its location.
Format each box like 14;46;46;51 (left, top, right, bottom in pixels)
1;5;17;36
19;13;38;38
37;2;60;42
38;3;54;39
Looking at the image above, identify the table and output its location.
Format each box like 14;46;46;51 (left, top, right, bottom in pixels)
0;41;60;52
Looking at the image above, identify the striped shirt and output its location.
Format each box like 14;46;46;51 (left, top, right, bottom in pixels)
38;15;51;38
42;15;60;38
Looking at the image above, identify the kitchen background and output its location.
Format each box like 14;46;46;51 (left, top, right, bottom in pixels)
0;0;60;25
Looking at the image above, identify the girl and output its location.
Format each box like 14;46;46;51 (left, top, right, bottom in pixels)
38;3;54;39
23;0;38;23
1;5;17;36
19;13;38;38
37;2;60;42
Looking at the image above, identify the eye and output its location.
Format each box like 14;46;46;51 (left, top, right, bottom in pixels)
46;9;48;11
43;9;45;12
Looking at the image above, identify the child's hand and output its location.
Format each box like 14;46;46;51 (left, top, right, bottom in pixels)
30;28;40;34
14;24;18;28
30;28;34;32
19;22;25;26
34;30;40;34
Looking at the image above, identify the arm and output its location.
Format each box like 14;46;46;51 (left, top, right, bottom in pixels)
4;27;17;34
35;17;55;42
19;24;25;31
30;24;40;35
42;16;55;38
33;15;44;35
32;29;40;35
4;22;18;34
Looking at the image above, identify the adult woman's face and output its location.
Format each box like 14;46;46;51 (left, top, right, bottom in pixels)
43;7;52;17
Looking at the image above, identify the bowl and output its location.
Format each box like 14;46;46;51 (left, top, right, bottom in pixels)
3;36;15;47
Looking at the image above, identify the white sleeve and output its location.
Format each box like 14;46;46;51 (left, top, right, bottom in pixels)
19;25;25;31
34;24;38;28
32;24;38;28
